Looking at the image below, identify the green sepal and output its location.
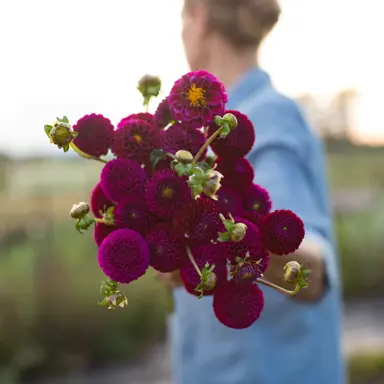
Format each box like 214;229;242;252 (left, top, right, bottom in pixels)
44;125;53;138
195;263;215;299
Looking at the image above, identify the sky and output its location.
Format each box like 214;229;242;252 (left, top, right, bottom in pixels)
0;0;383;157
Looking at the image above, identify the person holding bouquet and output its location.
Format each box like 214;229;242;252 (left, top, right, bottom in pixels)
156;0;345;383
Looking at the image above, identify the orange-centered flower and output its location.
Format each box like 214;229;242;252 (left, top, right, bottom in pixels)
187;84;207;107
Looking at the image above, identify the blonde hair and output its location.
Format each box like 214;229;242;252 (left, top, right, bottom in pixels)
185;0;281;48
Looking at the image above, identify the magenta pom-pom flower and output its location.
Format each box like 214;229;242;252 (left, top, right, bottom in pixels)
242;184;272;215
72;114;114;157
94;223;117;247
117;113;154;129
145;169;192;220
112;118;163;164
180;243;228;295
216;157;254;192
173;198;223;246
165;123;206;157
168;70;228;128
154;97;174;128
98;229;150;284
216;186;243;216
208;110;255;159
261;209;305;255
226;217;262;262
114;195;153;235
146;224;187;273
100;158;146;203
213;280;264;329
90;182;114;218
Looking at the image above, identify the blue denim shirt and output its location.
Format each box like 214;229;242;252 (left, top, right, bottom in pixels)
170;68;345;384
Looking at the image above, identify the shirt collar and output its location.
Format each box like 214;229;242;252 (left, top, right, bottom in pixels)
227;66;272;108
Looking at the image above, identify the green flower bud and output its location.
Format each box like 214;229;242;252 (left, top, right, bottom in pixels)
70;202;90;219
50;121;75;149
222;113;238;130
137;74;162;100
175;150;193;164
202;170;223;200
214;115;222;126
202;272;217;291
283;261;301;284
230;222;247;242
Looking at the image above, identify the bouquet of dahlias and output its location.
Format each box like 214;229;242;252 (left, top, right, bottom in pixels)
44;71;310;329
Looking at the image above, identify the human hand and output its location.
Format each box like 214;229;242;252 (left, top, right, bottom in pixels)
155;270;183;289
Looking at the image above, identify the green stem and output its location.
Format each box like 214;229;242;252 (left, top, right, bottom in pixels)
256;278;301;296
95;218;115;226
191;126;224;166
69;142;108;164
186;245;202;277
165;152;176;160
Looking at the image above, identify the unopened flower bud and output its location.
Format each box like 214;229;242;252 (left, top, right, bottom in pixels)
105;292;129;310
283;261;301;284
222;113;238;130
70;202;90;219
137;74;162;100
175;150;193;164
230;222;247;242
50;121;75;148
202;272;217;291
214;115;222;126
203;170;223;200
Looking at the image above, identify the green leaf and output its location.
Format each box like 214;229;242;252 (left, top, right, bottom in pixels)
44;125;53;138
150;148;166;170
62;116;69;123
63;144;70;152
174;162;192;177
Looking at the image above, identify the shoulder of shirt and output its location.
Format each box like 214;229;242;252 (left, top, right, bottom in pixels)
236;84;316;153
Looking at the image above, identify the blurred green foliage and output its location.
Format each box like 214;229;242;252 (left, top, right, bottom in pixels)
0;146;383;381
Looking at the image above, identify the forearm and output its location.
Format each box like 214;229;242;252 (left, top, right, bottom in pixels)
263;237;325;302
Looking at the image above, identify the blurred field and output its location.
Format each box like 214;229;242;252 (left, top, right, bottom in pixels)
0;144;383;383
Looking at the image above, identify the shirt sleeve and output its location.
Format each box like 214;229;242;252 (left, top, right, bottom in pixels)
246;98;339;288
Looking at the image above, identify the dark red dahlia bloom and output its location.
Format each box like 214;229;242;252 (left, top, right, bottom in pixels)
154;97;174;128
94;222;117;247
117;113;154;129
145;169;192;220
216;157;254;192
226;217;262;262
90;182;114;218
208;110;255;159
213;280;264;329
216;186;243;216
180;243;228;295
241;210;263;228
168;70;228;128
146;224;187;273
173;198;224;245
97;229;150;284
73;114;114;157
242;183;272;215
114;195;153;235
165;123;206;157
261;209;305;255
111;118;163;164
230;248;270;284
100;158;146;203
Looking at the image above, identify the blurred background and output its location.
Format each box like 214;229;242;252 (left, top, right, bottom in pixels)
1;0;384;383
